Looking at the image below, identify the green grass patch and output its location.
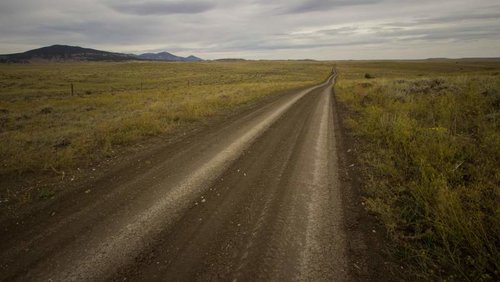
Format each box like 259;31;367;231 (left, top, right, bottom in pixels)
335;60;500;281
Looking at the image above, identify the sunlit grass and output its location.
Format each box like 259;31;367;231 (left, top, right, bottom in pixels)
0;61;331;178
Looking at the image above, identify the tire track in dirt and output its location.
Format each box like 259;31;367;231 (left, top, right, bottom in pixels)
1;74;349;281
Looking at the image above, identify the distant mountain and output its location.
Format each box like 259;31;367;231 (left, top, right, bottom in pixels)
0;45;203;63
213;58;247;62
183;55;203;62
137;51;183;61
0;45;137;62
137;52;203;62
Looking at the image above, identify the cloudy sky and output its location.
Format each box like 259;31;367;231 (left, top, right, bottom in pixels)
0;0;499;59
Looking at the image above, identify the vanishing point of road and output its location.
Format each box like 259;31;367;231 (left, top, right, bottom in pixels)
0;71;381;281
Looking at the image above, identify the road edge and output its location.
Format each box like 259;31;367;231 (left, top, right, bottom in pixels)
330;74;393;281
0;78;331;225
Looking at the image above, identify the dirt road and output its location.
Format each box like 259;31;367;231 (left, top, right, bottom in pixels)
0;72;381;281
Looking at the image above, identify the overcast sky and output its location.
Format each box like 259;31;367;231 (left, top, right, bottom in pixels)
0;0;499;59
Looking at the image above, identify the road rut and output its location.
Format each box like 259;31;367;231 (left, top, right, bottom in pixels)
0;72;361;281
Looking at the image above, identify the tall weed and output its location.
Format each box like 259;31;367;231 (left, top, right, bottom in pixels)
336;62;500;280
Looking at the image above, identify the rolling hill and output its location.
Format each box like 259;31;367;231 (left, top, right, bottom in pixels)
0;45;203;63
137;52;202;62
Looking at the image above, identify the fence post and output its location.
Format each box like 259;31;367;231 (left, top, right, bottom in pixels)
71;83;74;96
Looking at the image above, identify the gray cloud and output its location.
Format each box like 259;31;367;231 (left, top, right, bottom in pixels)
106;1;215;15
381;10;500;27
365;23;500;43
0;0;499;59
286;0;381;13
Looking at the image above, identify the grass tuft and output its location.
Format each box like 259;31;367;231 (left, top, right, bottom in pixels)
0;61;331;203
336;60;500;281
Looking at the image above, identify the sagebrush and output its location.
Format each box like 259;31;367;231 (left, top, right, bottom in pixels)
336;60;500;281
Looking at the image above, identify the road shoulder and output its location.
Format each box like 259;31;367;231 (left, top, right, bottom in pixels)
331;84;393;281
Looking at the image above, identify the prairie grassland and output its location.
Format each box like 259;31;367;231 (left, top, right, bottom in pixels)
335;60;500;281
0;61;331;181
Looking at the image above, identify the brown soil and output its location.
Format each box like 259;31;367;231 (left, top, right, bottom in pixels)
0;73;389;281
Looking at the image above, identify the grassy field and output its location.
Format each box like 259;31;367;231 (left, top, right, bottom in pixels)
0;61;331;197
2;59;498;279
335;60;500;281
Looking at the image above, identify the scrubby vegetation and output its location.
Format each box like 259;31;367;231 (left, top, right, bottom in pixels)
335;60;500;281
0;61;330;181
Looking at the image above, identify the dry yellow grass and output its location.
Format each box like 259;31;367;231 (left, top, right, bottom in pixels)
0;61;332;178
335;59;500;281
